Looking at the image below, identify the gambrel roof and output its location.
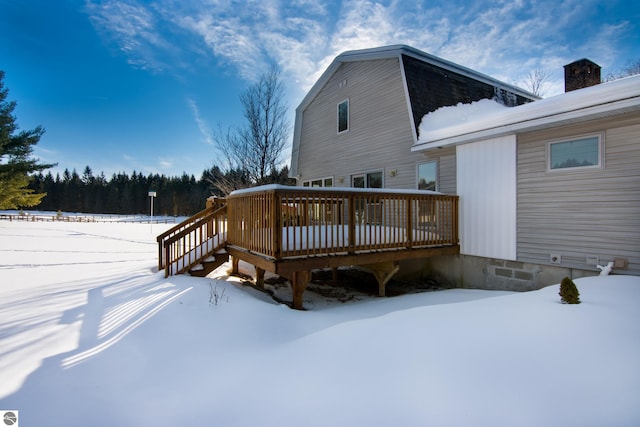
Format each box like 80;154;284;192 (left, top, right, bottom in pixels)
290;45;537;176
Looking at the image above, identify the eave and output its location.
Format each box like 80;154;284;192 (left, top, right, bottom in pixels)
412;74;640;152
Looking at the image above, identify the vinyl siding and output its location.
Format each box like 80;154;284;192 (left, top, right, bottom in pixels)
296;58;430;190
517;113;640;274
437;148;457;194
457;135;517;260
421;147;456;193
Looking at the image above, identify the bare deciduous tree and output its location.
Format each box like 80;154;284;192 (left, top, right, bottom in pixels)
604;58;640;81
214;66;289;193
520;68;550;97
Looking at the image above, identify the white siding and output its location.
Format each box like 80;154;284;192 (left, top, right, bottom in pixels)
457;135;517;260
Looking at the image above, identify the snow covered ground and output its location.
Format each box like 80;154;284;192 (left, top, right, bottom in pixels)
0;220;638;426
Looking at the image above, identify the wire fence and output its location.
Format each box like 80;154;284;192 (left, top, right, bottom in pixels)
0;212;181;224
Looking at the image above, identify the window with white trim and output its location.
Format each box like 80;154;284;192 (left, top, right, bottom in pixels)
548;133;603;171
351;171;383;188
417;161;437;191
302;177;333;187
337;99;349;133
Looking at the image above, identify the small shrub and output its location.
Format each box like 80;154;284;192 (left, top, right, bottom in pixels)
209;284;228;306
559;277;581;304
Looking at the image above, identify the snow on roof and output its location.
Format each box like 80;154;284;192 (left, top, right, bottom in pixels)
413;74;640;151
418;99;509;138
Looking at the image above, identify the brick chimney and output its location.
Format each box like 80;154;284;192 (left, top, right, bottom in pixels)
564;58;601;92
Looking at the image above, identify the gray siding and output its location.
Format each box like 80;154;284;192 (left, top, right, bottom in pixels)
436;148;457;194
421;147;456;193
296;59;429;190
517;113;640;274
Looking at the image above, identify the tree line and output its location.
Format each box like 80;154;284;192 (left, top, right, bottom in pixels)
27;165;292;217
2;66;294;216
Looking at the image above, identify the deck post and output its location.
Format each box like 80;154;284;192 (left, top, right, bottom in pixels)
360;261;400;297
273;191;282;259
158;239;164;271
255;266;265;289
290;270;311;310
348;194;356;254
231;256;239;275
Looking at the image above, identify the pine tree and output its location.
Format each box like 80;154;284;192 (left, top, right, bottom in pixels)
0;70;55;209
559;277;581;304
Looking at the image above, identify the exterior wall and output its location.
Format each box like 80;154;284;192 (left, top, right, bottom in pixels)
517;113;640;275
296;58;426;189
457;135;517;260
411;113;640;291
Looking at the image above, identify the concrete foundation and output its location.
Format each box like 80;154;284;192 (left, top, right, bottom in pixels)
407;254;598;291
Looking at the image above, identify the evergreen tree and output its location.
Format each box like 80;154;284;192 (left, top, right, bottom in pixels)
0;70;55;208
559;277;581;304
24;164;226;217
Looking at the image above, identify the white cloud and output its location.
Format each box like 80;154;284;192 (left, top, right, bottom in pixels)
186;97;214;146
84;0;638;99
158;158;173;170
85;0;177;72
176;13;265;81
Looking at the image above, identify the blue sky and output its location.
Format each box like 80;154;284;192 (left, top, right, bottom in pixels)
1;0;639;178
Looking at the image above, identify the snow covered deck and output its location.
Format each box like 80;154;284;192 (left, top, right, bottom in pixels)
159;185;459;308
226;186;459;308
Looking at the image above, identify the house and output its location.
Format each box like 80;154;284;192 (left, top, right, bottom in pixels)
412;70;640;289
291;45;640;290
290;45;538;192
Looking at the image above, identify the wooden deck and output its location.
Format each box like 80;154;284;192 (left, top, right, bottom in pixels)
158;185;459;309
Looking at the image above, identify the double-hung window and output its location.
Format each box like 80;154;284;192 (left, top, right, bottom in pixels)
337;99;349;133
351;171;383;188
417;161;437;191
548;133;603;171
302;177;333;187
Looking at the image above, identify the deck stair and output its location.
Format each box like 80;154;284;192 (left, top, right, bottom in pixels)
188;250;230;277
157;198;228;278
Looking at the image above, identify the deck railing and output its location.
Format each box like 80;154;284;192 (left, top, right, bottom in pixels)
157;201;227;277
226;185;458;259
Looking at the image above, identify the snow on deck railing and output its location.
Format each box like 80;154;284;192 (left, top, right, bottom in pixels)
226;186;458;259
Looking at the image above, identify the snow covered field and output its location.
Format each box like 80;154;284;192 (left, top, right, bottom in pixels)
0;220;638;426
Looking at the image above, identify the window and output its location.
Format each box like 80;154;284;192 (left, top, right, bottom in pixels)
337;99;349;133
417;161;437;191
548;134;603;171
351;171;383;188
302;177;333;187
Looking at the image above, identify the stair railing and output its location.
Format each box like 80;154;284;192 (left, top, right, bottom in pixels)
157;203;228;277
